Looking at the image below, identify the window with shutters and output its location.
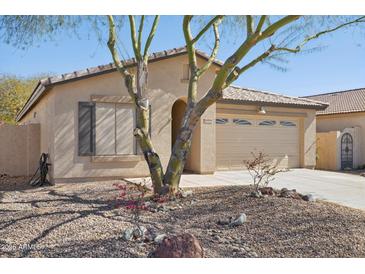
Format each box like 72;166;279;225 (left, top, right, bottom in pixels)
95;103;135;155
78;102;136;156
78;102;95;156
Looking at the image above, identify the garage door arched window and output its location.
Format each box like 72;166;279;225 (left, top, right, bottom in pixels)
216;118;228;125
233;119;252;126
258;120;276;126
280;121;296;127
341;133;353;170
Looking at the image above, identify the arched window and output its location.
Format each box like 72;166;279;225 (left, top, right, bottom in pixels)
233;119;252;126
216;118;228;125
258;120;276;126
280;121;296;127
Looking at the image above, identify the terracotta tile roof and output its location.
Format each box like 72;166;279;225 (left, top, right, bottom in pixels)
221;86;328;110
16;47;222;121
38;46;223;87
303;88;365;115
16;46;327;121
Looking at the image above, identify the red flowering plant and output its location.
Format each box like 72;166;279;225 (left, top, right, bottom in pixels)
113;179;151;225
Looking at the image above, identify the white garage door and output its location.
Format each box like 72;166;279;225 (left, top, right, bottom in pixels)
216;115;300;170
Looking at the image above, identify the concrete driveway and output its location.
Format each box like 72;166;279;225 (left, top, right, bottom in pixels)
181;169;365;210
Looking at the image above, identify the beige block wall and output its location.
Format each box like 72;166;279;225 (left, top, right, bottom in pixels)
24;54;218;182
0;123;40;177
317;113;365;166
316;131;340;170
20;91;56;179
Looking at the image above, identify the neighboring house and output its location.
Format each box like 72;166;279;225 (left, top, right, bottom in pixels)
16;47;327;183
305;88;365;170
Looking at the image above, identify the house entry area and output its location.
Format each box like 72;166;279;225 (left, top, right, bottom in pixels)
171;98;196;172
341;133;353;170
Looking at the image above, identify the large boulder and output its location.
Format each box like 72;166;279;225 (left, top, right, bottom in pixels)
151;233;204;258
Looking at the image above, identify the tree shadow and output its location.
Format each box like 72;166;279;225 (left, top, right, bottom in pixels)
0;187;130;257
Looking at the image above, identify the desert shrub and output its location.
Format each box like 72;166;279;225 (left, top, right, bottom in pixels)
244;151;287;191
113;179;151;226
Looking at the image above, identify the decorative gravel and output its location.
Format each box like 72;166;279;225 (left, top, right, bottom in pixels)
1;176;365;258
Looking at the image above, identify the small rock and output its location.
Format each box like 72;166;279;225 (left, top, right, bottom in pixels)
217;217;232;225
157;205;167;212
280;188;302;199
154;233;167;244
302;194;316;202
249;251;258;257
250;190;262;198
259;187;274;196
232;246;241;252
229;213;247;227
133;226;147;238
181;190;193;198
360;172;365;177
122;228;134;241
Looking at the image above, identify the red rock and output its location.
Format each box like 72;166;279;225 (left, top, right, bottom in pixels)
152;233;204;258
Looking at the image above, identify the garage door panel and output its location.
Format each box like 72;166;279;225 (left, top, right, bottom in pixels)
216;116;300;170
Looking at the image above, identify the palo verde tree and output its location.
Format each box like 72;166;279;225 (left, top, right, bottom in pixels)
1;15;364;194
106;15;365;194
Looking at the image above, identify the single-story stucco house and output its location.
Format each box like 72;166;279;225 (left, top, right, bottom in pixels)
305;88;365;170
16;47;328;183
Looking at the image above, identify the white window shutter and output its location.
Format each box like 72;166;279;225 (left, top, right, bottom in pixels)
95;103;116;155
116;105;135;155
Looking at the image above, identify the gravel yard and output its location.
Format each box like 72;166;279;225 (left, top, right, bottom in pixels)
1;176;365;258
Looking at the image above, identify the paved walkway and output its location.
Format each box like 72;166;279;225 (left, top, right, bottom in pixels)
181;169;365;210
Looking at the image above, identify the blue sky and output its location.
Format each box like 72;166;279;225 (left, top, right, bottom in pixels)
0;16;364;97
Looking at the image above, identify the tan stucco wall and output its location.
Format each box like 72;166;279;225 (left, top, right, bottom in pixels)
317;113;365;166
20;54;217;182
0;123;40;177
216;103;317;168
18;53;318;182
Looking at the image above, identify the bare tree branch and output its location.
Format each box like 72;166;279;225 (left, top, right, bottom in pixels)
197;19;221;77
137;15;145;54
259;16;300;41
143;15;160;60
255;15;267;34
107;15;137;102
246;15;254;36
192;15;223;43
226;45;276;85
128;15;142;61
274;15;365;53
183;15;198;103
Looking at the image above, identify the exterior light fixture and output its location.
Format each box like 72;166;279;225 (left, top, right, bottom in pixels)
258;106;266;114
